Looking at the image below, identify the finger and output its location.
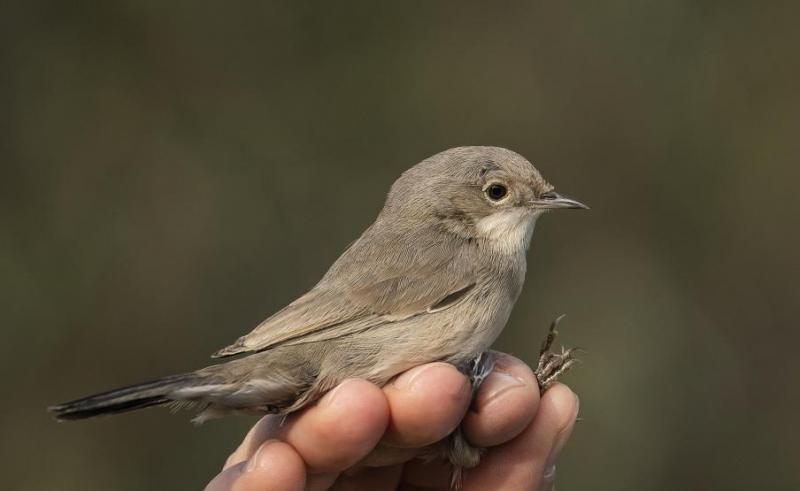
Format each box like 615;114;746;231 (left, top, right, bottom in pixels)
205;440;306;491
224;378;394;473
461;384;578;491
382;362;472;447
354;362;471;468
462;353;540;448
276;378;390;473
224;415;284;470
540;388;579;491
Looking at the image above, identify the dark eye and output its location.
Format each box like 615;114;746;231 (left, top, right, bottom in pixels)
485;183;508;201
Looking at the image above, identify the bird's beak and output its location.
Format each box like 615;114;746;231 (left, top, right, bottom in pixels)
531;191;589;210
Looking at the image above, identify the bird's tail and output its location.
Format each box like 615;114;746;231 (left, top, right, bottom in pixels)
48;373;199;421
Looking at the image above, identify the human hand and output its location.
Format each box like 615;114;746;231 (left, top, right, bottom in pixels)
205;352;579;491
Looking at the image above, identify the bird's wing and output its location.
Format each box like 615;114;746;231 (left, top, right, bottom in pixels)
212;223;476;358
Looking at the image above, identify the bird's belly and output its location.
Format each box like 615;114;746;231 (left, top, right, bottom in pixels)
334;290;516;384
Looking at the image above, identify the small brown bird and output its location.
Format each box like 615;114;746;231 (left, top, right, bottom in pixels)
50;146;586;471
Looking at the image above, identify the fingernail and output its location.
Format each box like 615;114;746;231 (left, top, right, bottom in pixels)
245;440;276;472
392;363;441;391
320;378;359;407
392;363;470;402
474;370;527;410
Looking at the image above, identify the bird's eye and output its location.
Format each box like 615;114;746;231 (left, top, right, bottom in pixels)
485;183;508;201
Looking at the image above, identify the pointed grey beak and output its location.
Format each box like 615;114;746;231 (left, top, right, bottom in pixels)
532;191;589;210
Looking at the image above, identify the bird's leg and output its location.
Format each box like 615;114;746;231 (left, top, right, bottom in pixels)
445;320;581;488
441;351;497;488
535;315;582;391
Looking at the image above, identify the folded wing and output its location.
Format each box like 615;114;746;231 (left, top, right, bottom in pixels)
212;222;476;358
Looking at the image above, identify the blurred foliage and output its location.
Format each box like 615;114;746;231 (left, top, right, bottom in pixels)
2;1;799;489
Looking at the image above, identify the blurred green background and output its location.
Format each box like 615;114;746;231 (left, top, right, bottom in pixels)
2;1;799;489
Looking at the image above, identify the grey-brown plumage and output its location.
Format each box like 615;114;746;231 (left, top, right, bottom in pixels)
50;146;586;470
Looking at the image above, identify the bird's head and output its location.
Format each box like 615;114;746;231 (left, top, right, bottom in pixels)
383;146;587;253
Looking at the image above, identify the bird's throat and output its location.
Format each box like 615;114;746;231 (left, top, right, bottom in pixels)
474;209;539;255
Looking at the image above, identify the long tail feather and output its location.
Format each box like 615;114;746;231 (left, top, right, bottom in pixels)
49;373;198;421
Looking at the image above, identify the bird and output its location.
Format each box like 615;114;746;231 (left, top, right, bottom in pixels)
49;145;587;472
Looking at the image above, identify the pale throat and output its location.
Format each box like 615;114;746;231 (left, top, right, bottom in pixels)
474;208;541;255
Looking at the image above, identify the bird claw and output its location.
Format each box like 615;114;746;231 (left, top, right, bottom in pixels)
535;315;583;391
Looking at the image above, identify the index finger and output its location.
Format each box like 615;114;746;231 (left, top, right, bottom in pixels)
224;379;390;474
274;378;390;472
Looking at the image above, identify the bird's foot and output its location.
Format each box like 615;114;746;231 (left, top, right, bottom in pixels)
535;315;582;392
445;324;582;488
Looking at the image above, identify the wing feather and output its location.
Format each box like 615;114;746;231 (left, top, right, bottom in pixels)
212;221;476;358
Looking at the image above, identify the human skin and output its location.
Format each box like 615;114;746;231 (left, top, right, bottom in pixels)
205;353;579;491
